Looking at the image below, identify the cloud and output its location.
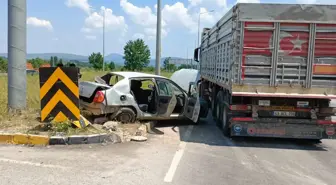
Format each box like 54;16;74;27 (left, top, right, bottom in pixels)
120;0;167;38
80;27;92;33
65;0;91;14
66;1;127;36
144;28;168;40
188;0;227;8
52;37;59;41
120;0;162;27
162;2;197;32
67;0;128;36
132;33;145;40
83;6;127;34
188;0;203;7
120;0;223;38
236;0;260;3
85;35;96;40
26;17;53;30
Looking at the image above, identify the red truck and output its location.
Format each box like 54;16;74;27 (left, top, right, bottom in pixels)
194;3;336;140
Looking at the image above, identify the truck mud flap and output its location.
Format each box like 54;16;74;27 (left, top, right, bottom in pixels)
230;123;336;139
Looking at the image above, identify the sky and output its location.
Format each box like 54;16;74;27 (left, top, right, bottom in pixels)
0;0;334;58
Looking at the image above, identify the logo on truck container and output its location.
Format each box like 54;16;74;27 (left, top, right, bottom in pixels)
233;124;242;133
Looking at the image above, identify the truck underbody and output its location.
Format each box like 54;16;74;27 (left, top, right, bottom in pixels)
201;80;336;140
195;3;336;140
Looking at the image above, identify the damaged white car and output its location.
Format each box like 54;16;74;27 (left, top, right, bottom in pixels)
79;71;208;123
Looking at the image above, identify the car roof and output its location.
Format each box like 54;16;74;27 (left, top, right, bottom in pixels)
110;71;168;79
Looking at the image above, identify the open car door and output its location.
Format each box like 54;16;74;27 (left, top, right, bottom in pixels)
155;79;177;118
184;82;201;123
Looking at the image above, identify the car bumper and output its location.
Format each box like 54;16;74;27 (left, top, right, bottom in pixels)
79;100;119;115
230;122;336;139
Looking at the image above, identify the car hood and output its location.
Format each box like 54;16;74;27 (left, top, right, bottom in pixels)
170;69;200;92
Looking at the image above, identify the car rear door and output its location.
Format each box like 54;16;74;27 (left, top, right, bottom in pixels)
155;79;177;118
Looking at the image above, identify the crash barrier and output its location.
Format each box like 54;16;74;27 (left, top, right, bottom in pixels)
39;67;80;123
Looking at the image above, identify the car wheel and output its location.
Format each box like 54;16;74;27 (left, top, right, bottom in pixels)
117;107;136;123
222;105;230;137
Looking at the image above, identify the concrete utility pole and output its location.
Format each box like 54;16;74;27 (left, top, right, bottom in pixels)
7;0;27;111
155;0;162;75
102;9;105;71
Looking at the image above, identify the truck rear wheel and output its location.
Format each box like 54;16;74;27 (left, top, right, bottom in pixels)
211;87;217;119
221;105;230;136
215;91;224;127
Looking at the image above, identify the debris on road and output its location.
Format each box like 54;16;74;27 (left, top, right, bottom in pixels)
102;121;119;131
131;136;147;142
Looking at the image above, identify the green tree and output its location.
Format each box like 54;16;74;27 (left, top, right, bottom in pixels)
56;61;64;67
54;56;58;64
0;57;8;72
108;61;116;71
168;63;177;72
123;39;150;71
66;62;76;67
178;64;192;70
88;52;104;70
50;56;54;66
144;66;155;72
163;57;171;71
29;58;45;68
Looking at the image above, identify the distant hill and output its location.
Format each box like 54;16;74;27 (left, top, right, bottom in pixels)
0;53;188;66
104;53;124;65
0;53;88;62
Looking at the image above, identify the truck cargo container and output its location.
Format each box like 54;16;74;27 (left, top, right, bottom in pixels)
194;3;336;140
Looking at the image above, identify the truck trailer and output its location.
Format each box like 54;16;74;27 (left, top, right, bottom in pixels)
194;3;336;140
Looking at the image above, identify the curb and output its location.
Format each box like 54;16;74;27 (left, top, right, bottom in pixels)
0;133;49;145
0;123;149;146
0;133;121;146
49;133;122;145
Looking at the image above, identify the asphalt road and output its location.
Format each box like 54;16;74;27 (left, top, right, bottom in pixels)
1;116;336;185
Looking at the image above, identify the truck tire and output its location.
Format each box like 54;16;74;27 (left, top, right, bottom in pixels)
221;105;230;137
215;91;224;126
116;107;136;123
211;87;217;119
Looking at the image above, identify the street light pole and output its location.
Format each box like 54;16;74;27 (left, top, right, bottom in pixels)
155;0;162;75
102;9;105;71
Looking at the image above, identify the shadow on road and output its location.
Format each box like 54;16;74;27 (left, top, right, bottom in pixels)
153;116;329;151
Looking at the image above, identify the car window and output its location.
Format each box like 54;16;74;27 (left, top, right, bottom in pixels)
170;82;184;95
141;79;155;90
189;83;198;98
109;75;124;86
157;80;173;96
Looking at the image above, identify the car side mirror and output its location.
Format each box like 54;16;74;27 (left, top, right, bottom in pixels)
194;48;199;62
188;82;196;96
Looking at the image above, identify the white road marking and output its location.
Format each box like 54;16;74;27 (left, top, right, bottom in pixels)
0;158;68;169
164;125;194;183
